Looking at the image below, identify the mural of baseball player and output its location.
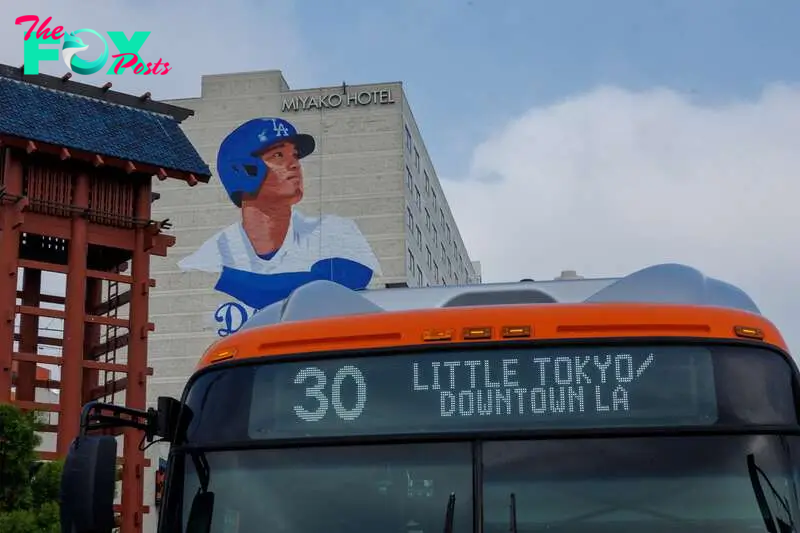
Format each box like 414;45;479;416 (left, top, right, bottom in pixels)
179;117;381;324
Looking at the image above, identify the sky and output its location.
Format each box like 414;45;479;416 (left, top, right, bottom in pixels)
1;0;798;353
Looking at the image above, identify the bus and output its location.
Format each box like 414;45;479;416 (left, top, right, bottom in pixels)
60;263;800;533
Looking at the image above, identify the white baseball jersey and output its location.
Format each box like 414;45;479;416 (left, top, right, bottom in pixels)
178;209;382;276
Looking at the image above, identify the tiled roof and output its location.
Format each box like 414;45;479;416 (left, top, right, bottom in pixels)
0;67;211;178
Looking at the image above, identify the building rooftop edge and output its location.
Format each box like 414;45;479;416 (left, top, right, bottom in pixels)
198;68;403;94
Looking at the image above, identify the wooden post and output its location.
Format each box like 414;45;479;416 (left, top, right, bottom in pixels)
57;171;89;455
0;149;24;403
120;177;151;533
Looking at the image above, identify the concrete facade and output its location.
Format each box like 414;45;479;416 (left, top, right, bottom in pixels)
401;97;481;287
140;70;479;532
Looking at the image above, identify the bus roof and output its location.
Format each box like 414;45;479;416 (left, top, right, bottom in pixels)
195;263;790;369
240;263;762;331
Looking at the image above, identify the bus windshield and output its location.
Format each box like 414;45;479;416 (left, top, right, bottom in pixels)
161;342;800;533
174;435;800;533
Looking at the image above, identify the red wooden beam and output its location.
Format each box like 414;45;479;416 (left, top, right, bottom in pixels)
151;233;176;256
13;400;59;412
19;212;138;250
8;196;29;229
15;291;65;305
12;335;63;347
13;351;61;366
58;171;89;456
16;305;64;320
34;379;61;390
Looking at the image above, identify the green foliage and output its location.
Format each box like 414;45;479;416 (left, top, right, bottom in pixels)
0;404;63;533
31;461;63;509
0;509;38;533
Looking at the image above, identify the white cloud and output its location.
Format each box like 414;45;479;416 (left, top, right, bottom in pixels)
445;84;800;354
0;0;311;99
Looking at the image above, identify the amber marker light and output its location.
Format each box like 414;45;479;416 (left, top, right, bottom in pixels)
501;325;532;339
209;347;238;363
422;329;453;342
733;325;764;340
463;327;492;340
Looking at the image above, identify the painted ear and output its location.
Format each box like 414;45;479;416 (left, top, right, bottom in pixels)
232;163;258;177
246;162;271;178
217;155;270;203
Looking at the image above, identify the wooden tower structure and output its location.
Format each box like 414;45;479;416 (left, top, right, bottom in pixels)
0;64;211;532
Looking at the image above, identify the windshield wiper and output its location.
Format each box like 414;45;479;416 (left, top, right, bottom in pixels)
747;453;795;533
509;493;518;533
443;492;456;533
186;450;214;533
191;450;211;493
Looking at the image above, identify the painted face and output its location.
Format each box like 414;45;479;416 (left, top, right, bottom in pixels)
254;141;304;205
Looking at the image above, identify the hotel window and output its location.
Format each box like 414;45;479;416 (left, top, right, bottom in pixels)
432;226;438;246
439;208;445;225
405;125;412;153
441;243;446;261
425;209;431;231
426;246;432;269
434;262;439;283
424;171;430;194
408;249;415;272
416;266;423;287
415;225;422;248
414;148;420;172
406;166;413;190
414;185;421;210
431;190;437;212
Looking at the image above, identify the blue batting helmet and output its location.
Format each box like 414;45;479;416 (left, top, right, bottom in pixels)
216;117;315;206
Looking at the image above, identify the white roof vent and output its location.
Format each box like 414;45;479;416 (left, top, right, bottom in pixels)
555;270;584;280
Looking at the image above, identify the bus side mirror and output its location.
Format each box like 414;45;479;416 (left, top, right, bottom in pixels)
156;396;182;441
60;435;118;533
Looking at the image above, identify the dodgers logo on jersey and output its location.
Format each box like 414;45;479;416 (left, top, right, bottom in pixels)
178;117;383;337
214;301;253;337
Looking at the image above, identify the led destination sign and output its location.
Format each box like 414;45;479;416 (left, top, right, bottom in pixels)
248;346;719;439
